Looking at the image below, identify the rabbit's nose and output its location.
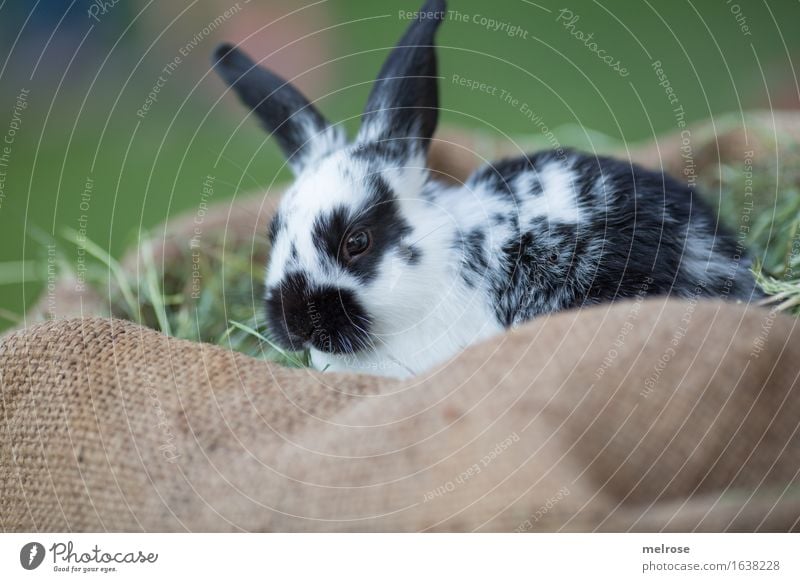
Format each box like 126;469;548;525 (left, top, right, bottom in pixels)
266;271;372;354
288;313;315;343
264;274;315;350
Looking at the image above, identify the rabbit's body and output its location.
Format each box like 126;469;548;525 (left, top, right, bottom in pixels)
458;149;756;325
214;0;759;378
312;147;756;377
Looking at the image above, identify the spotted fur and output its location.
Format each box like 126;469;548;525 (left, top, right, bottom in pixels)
214;0;759;378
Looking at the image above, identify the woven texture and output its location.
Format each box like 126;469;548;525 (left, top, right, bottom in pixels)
2;115;800;531
2;299;799;531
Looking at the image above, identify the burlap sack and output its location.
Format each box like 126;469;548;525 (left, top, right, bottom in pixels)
2;114;800;532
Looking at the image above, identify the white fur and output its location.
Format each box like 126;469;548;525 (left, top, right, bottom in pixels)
519;163;582;224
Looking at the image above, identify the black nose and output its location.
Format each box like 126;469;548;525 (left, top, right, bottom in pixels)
265;272;372;354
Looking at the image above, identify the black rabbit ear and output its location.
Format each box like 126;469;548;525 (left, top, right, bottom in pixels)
212;43;345;174
356;0;446;159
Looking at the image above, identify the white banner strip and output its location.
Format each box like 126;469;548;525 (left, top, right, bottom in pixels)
1;533;797;580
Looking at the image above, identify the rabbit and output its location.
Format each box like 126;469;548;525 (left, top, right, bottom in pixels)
212;0;760;378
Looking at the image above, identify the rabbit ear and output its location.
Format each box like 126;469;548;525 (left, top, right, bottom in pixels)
213;43;345;174
356;0;446;158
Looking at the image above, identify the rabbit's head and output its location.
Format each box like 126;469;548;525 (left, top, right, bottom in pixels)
214;0;449;363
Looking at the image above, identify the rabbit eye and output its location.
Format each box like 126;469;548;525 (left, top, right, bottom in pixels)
343;230;371;260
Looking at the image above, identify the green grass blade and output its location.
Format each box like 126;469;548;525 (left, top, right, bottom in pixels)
227;320;307;368
139;238;172;336
60;227;139;318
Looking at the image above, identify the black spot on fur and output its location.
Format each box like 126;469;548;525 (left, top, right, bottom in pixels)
455;228;488;288
311;175;412;283
467;155;542;201
265;271;372;354
407;245;422;265
268;212;284;245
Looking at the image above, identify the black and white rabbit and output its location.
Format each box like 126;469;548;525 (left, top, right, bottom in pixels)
213;0;759;378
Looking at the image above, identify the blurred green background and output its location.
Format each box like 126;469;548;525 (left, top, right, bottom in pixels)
1;0;799;330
